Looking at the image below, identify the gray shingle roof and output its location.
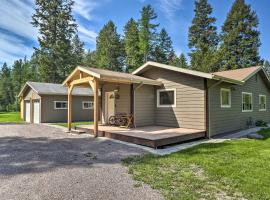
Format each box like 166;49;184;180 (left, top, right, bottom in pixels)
26;82;93;96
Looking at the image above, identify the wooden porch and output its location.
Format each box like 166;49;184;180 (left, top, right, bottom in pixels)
75;125;206;148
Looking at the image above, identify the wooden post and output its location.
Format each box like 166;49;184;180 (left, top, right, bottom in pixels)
68;84;74;131
90;79;99;137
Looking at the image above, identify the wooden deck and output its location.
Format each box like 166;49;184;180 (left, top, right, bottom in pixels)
75;125;206;148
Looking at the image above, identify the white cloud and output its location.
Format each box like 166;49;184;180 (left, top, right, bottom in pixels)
0;32;34;65
0;0;104;65
74;0;110;21
158;0;184;21
0;0;37;41
78;25;98;44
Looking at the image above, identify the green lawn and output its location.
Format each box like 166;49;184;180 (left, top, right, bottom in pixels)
54;121;93;128
124;129;270;200
0;112;23;123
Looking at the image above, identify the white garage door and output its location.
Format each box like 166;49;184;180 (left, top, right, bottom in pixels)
25;101;30;122
33;101;40;124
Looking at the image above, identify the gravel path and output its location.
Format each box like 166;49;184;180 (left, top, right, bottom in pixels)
0;124;164;200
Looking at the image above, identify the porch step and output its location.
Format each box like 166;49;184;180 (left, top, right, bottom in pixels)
70;129;86;134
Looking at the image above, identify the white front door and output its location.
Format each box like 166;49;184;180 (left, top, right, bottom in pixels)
25;101;30;122
105;92;115;124
33;101;40;124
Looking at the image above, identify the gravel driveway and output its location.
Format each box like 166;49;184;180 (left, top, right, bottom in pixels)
0;124;163;200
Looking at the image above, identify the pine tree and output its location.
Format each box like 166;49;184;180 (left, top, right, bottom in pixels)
219;0;261;70
0;63;14;111
188;0;218;72
153;28;175;64
169;53;189;68
263;60;270;77
123;18;142;72
178;53;189;68
84;50;97;66
28;53;40;81
32;0;77;83
71;34;85;67
95;20;124;71
139;5;159;62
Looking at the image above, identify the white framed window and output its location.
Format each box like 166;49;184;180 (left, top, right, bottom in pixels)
220;88;231;108
54;101;67;110
259;95;266;111
157;88;176;108
242;92;253;112
82;101;94;109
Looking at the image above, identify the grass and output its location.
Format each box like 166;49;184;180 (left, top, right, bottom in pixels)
0;112;23;123
124;129;270;200
54;121;93;128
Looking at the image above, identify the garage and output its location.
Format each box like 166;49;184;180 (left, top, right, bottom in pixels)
19;82;94;123
25;101;31;122
33;100;40;123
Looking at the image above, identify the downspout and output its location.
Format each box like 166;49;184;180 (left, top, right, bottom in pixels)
133;82;144;128
207;79;223;139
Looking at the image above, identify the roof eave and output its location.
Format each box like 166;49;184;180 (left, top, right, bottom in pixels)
132;61;214;79
212;75;244;85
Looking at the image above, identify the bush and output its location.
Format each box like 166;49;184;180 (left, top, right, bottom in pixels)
256;120;268;127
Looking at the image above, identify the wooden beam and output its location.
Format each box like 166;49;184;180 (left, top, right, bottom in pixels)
71;76;94;86
67;84;74;131
90;79;99;137
79;71;83;79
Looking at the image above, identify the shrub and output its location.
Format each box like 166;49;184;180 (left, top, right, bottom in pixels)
255;120;268;127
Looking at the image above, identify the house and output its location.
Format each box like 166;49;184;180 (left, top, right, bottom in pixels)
63;61;270;142
18;82;94;123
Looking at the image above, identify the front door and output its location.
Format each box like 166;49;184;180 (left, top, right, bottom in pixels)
105;92;115;124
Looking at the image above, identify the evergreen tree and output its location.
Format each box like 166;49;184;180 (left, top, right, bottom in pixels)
0;63;14;111
28;53;40;81
178;53;189;68
123;18;142;72
188;0;219;72
71;34;85;67
32;0;77;83
84;50;97;66
169;53;189;68
11;59;24;96
95;20;124;71
219;0;261;70
153;28;175;64
263;60;270;77
139;5;159;62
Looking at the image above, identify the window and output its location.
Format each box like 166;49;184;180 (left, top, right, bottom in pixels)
259;95;266;111
54;101;67;109
157;89;176;107
242;92;252;112
220;88;231;108
82;101;94;109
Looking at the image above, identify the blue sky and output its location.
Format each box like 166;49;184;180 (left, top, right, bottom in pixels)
0;0;269;66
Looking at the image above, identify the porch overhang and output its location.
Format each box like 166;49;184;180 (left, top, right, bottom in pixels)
62;65;162;137
63;66;162;87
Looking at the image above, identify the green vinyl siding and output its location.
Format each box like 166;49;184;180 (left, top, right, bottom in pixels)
208;71;270;136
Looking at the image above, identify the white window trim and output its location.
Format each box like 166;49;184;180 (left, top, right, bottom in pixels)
54;101;67;110
157;88;176;108
82;101;94;110
259;94;266;111
220;88;231;108
242;92;253;112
